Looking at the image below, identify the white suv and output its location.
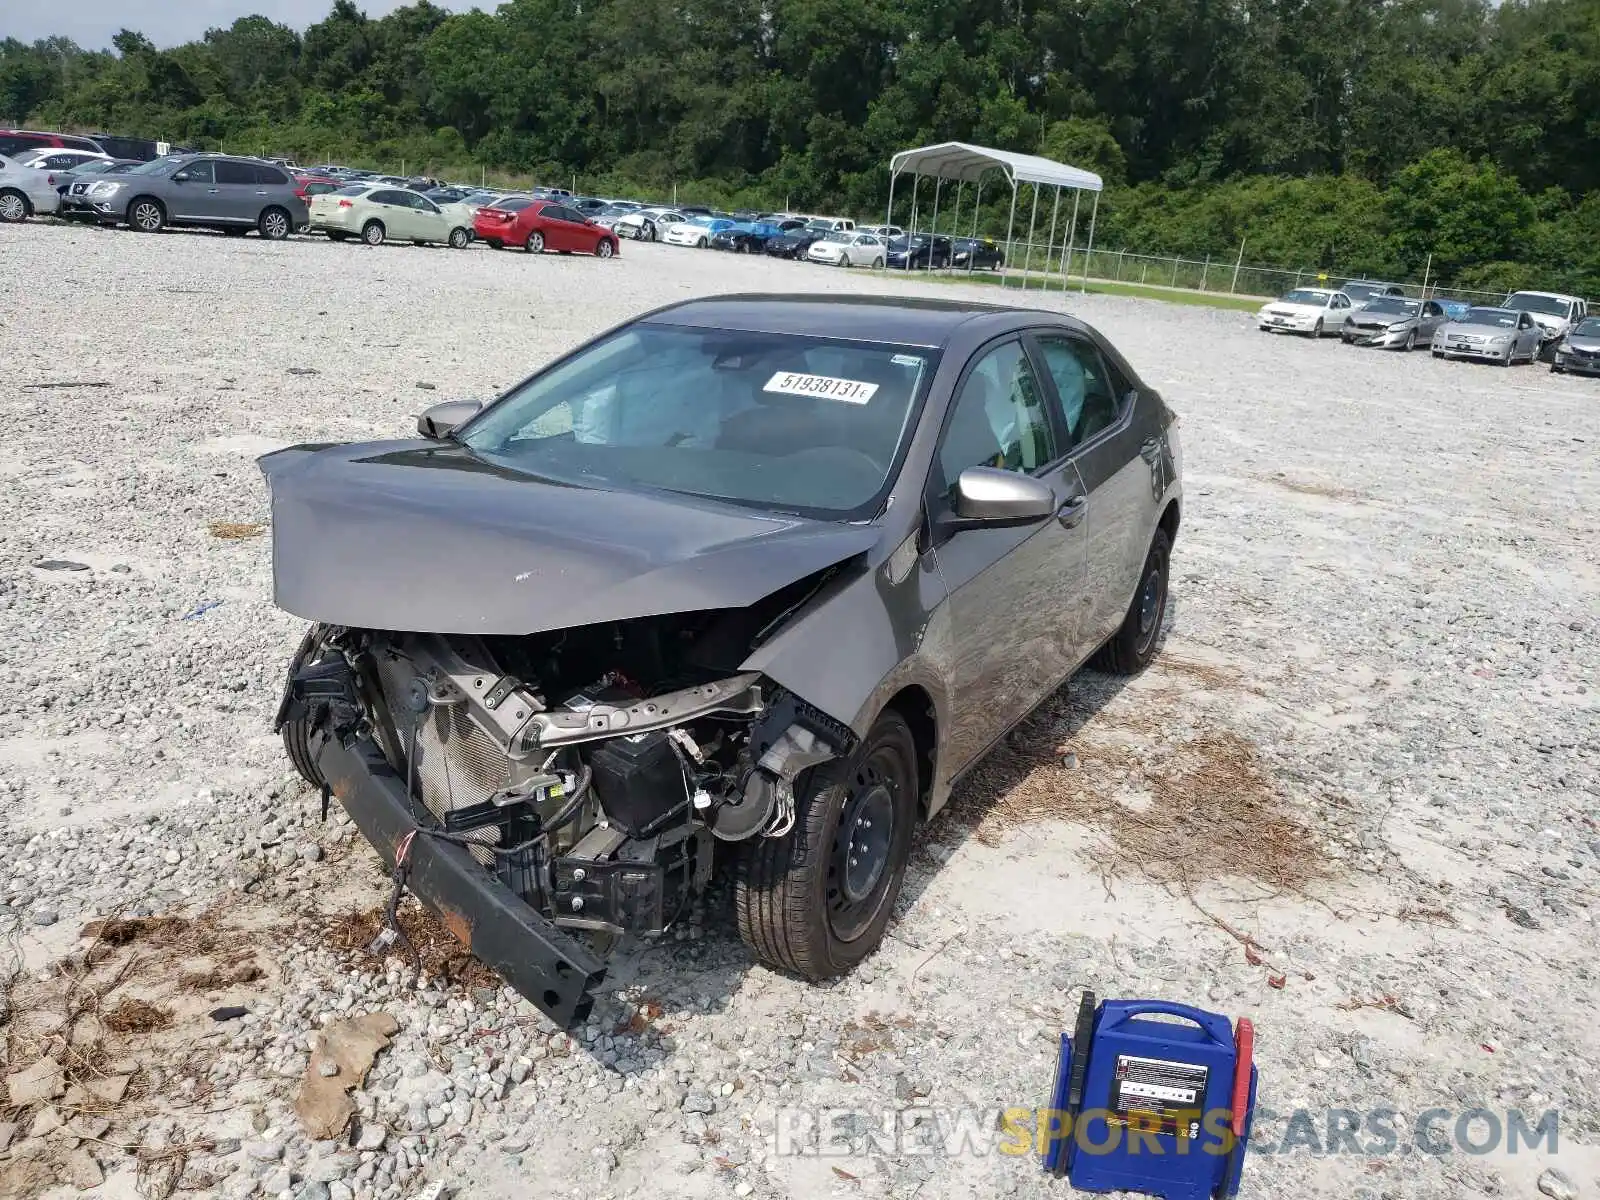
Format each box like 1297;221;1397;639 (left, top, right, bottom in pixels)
1503;291;1588;352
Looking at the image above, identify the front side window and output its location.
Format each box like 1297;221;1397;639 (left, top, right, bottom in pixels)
1034;336;1123;449
937;341;1056;494
459;324;934;519
175;160;215;184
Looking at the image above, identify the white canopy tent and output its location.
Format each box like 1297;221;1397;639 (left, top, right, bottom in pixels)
884;141;1104;289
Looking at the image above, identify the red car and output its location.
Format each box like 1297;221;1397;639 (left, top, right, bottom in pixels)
472;198;619;257
293;174;342;203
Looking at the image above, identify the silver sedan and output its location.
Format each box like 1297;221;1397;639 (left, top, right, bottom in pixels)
1341;297;1449;350
1431;307;1544;365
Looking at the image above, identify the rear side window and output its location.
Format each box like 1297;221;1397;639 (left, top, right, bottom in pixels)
0;134;50;156
1033;335;1124;449
253;164;288;185
369;189;408;205
304;182;338;197
213;160;255;185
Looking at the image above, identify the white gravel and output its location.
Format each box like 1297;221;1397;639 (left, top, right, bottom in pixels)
1;222;1597;1200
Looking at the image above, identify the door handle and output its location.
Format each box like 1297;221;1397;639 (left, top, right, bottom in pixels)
1140;437;1162;464
1057;494;1088;529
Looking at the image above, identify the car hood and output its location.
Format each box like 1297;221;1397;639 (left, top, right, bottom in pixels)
1442;322;1517;337
1524;313;1570;331
1563;335;1600;353
1348;309;1416;325
1262;302;1322;316
258;441;880;635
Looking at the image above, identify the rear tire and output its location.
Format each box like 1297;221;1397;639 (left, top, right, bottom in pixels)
1090;528;1171;675
487;238;502;250
362;220;385;246
327;231;349;242
448;227;470;248
0;189;28;223
735;710;918;980
872;256;885;270
526;230;544;253
258;206;291;240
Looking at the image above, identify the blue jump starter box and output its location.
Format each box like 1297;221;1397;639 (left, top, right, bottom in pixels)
1042;992;1257;1200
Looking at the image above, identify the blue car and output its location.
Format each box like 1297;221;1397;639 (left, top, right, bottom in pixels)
663;215;736;247
710;221;786;252
1437;299;1472;321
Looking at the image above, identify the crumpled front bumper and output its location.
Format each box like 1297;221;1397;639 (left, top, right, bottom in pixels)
312;729;608;1029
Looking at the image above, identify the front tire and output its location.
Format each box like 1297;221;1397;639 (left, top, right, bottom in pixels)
448;227;470;248
1403;328;1417;351
735;711;918;980
1091;528;1171;675
128;198;165;233
280;628;327;790
595;238;615;258
362;220;385;246
1311;318;1323;338
258;206;292;240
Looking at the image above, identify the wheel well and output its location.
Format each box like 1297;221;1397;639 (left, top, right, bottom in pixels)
130;194;164;215
363;218;383;231
1159;499;1180;545
882;686;937;819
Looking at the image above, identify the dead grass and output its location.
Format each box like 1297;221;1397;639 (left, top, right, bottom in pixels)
317;902;501;990
103;998;173;1033
206;520;265;539
946;664;1328;895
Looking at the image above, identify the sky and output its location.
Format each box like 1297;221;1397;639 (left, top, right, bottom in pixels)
4;1;485;51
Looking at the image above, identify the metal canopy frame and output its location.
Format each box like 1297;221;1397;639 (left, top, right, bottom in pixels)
884;141;1103;291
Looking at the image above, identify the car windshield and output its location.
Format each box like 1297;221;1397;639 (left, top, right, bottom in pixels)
124;157;183;176
73;160;121;175
805;220;835;231
1463;308;1517;328
1340;282;1389;299
1363;298;1419;315
1505;293;1571;317
822;231;851;243
459;323;935;519
334;185;370;197
1572;317;1600;337
494;197;535;212
1280;290;1331;304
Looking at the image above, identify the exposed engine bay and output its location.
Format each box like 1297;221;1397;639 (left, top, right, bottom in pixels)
278;602;855;952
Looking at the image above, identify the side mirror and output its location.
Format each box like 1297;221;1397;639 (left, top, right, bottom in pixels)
940;467;1056;533
416;399;482;440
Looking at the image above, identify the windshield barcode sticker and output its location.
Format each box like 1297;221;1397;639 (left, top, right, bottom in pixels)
764;372;879;404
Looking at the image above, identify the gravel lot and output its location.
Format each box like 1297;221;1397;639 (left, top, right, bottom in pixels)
1;222;1597;1200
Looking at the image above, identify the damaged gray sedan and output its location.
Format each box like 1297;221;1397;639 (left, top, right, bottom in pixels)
261;295;1182;1026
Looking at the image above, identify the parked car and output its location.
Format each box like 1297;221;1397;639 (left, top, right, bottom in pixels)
1430;306;1543;365
1502;291;1588;358
615;207;684;242
804;216;856;233
1256;287;1352;337
763;228;827;260
473;198;620;256
309;184;474;247
1550;315;1600;377
82;153;307;238
1339;296;1449;350
806;229;888;268
1336;280;1406;305
885;234;953;270
11;147;110;173
0;153;66;222
951;237;1005;271
663;215;735;247
589;203;642;231
263;293;1183;1029
1436;299;1473;321
56;159;143;219
710;221;788;253
861;224;904;239
0;128;105;157
293;174;344;205
85;134;169;161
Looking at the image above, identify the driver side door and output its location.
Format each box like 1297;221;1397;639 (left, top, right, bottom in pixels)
929;338;1090;775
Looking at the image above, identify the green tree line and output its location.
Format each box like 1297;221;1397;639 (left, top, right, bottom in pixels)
3;0;1598;293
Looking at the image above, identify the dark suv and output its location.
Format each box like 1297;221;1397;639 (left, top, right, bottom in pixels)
84;153;308;239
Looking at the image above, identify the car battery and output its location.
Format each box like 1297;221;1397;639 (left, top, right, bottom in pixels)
589;730;685;838
1042;992;1256;1200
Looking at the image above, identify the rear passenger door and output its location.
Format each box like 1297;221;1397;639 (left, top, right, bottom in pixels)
367;189;417;238
1029;331;1166;663
211;159;261;223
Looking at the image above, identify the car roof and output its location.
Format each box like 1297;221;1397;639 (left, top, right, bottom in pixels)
1465;307;1516;316
1506;290;1580;301
644;294;1078;347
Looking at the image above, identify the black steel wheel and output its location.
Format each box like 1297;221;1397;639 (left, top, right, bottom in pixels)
735;710;918;979
280;627;328;789
1091;527;1171;675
